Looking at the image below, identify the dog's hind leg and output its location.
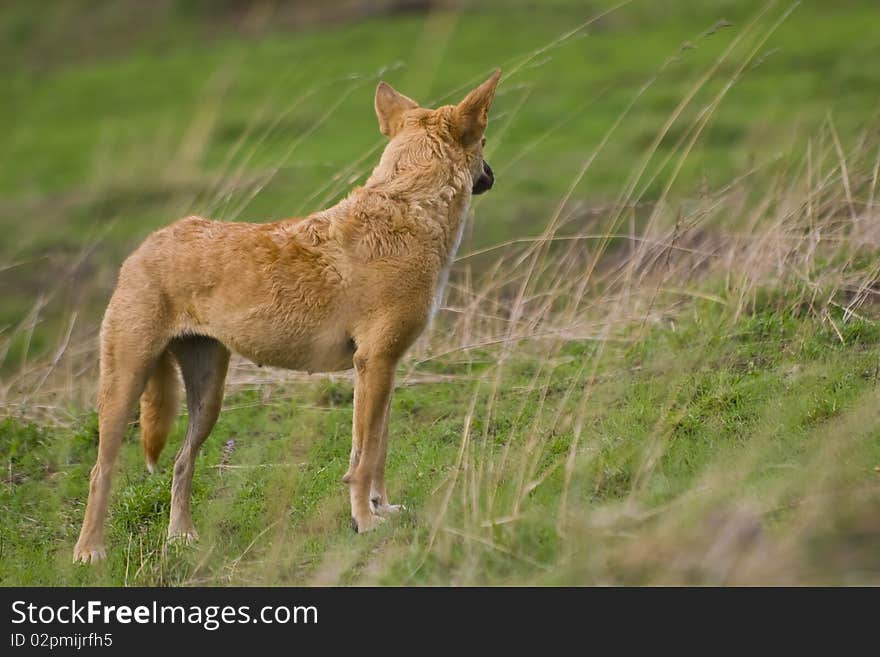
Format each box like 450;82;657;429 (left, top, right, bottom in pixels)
166;336;230;543
74;327;164;563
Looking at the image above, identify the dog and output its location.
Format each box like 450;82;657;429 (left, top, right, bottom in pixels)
73;69;501;563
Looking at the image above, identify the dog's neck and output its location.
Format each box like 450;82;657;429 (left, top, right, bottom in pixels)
357;155;473;262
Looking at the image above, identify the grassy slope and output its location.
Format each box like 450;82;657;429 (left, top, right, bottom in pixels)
2;1;880;585
2;306;879;585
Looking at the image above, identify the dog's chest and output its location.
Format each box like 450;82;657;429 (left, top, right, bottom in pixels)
429;203;469;322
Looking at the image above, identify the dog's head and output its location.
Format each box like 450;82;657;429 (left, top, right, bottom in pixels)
372;69;501;196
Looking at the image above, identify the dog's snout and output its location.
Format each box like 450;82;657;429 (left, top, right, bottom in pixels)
472;160;494;195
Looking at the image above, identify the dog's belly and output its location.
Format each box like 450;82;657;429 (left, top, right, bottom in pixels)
176;291;356;373
217;323;355;373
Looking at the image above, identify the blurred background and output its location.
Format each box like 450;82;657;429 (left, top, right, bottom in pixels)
2;1;879;585
2;0;877;373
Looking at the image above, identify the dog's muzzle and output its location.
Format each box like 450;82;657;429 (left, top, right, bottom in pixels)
472;160;494;195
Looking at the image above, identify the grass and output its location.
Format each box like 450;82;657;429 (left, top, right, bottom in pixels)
2;0;880;585
2;307;879;585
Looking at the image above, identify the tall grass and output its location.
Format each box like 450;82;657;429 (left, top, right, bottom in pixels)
1;1;878;584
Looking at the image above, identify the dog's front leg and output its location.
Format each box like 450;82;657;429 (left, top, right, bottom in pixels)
341;392;360;484
369;395;404;516
348;350;396;533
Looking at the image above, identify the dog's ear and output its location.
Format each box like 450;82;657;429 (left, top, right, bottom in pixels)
375;81;419;138
455;69;501;146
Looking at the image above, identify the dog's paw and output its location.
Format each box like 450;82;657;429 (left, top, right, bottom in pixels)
351;513;386;533
73;542;106;564
370;498;406;516
167;527;199;545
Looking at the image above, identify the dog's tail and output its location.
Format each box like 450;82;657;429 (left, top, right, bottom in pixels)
140;349;179;473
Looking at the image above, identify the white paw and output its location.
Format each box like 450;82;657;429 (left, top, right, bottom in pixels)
370;499;406;516
73;543;106;564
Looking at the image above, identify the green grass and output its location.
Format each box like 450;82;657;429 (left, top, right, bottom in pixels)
2;306;879;585
2;0;880;586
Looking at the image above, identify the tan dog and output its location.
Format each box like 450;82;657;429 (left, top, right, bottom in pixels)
73;70;501;563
